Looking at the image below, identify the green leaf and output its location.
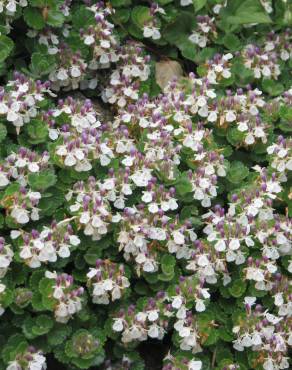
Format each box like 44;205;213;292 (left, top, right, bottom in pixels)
222;33;241;51
157;0;173;4
112;8;131;24
0;35;14;63
204;329;219;345
193;0;207;12
38;190;65;216
158;271;175;281
279;106;292;121
23;7;45;30
228;279;246;297
84;246;102;265
26;118;49;143
0;123;7;142
279;121;292;132
47;8;65;27
28;170;57;191
231;61;254;85
48;325;72;346
218;327;234;342
31;52;56;76
225;0;272;24
72;6;93;29
131;6;151;29
161;254;175;275
163;12;196;46
262;79;284;96
227;161;249;184
175;175;193;195
179;38;197;62
226;127;245;146
28;0;47;6
33;315;54;335
111;0;132;6
31;292;45;311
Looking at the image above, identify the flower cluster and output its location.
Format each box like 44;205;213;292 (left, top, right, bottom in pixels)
0;73;52;133
0;186;41;224
169;275;210;313
0;148;50;188
102;42;151;108
242;44;281;80
142;3;165;41
162;353;202;370
0;236;13;278
267;136;292;176
233;298;291;370
0;0;291;369
27;27;61;55
0;237;13;316
0;282;6;316
0;0;27;16
48;96;101;137
87;259;130;304
117;205;195;273
6;346;46;370
264;29;292;62
189;16;217;48
66;177;114;240
11;219;80;268
204;53;233;84
215;87;268;146
82;1;118;68
49;46;88;91
112;292;171;343
44;271;84;323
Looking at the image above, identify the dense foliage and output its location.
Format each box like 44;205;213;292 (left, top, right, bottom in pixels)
0;0;291;369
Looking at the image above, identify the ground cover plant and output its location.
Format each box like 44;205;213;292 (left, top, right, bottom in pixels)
0;0;291;369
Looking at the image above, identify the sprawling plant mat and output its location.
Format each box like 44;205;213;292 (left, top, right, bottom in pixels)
0;1;291;369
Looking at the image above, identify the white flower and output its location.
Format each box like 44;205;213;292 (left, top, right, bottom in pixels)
172;230;185;245
274;292;284;307
13;208;29;224
214;239;226;251
263;358;274;370
180;0;193;5
142;191;152;203
58;245;70;258
148;324;159;338
143;26;161;40
238;121;248;132
195;300;206;312
0;173;9;187
244;296;256;306
103;279;113;291
112;286;121;300
229;239;240;250
143;260;156;272
251;332;262;345
172;296;183;309
265;313;282;324
112;318;123;331
84;35;95;45
6;361;20;370
57;68;68;81
148;310;159;322
189;360;202;370
64;154;77;167
226;111;236;122
69;235;80;246
148;203;159;213
245;133;255;145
